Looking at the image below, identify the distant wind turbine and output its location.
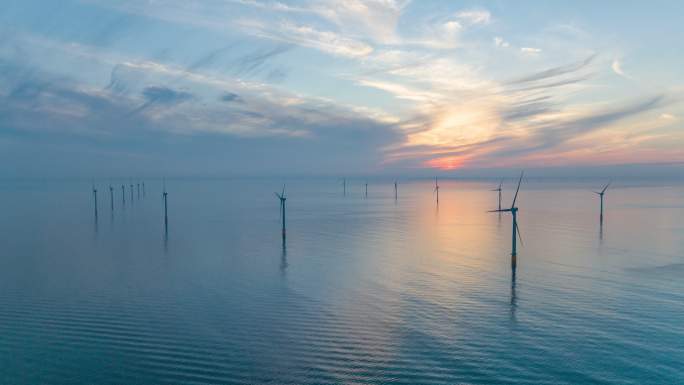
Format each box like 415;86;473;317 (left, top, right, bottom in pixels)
162;179;168;230
394;180;398;201
594;181;611;224
142;182;146;198
121;184;126;206
340;178;347;196
137;183;140;199
130;184;134;202
109;185;114;211
365;182;368;198
490;172;524;270
275;185;287;241
434;177;440;205
92;184;98;219
491;180;503;211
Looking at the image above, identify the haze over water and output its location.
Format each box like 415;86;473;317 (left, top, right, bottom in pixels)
0;178;682;384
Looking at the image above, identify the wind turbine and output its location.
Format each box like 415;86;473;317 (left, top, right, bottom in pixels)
142;182;146;198
394;180;398;201
130;183;134;202
109;185;114;211
340;178;347;196
162;179;168;230
275;185;287;240
491;180;503;211
137;183;140;199
434;177;440;205
364;182;368;198
121;184;126;206
92;184;98;220
489;172;524;270
594;182;611;224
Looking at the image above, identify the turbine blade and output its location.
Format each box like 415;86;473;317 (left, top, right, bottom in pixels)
515;221;524;247
602;181;611;194
488;209;511;213
282;184;286;197
511;171;524;208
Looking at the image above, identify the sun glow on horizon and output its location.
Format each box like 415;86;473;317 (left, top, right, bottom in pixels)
425;156;468;170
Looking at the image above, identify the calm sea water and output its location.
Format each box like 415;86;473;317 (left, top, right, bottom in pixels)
0;178;682;384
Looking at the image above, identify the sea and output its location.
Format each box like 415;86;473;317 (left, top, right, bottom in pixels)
0;177;682;384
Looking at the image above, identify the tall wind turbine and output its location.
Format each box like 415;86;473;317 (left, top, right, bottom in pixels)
275;185;287;241
594;182;611;224
364;182;368;198
142;182;146;198
121;184;126;206
130;183;134;202
341;178;347;197
491;180;503;211
434;177;440;205
137;183;140;199
490;172;524;270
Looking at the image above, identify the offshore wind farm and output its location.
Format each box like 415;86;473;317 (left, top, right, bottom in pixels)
1;0;684;384
1;176;683;384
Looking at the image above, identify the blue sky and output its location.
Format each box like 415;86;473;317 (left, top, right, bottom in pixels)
1;0;682;177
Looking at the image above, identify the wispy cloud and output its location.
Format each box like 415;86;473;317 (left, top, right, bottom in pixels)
454;9;491;25
243;20;374;57
520;47;542;55
611;59;630;78
2;0;681;176
494;37;510;48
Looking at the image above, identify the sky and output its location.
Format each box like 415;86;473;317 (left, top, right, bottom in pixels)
1;0;683;178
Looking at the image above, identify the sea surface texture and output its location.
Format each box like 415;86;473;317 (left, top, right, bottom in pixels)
1;178;682;384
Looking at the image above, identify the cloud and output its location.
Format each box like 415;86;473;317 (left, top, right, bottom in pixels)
232;45;291;77
142;86;193;104
3;0;681;176
244;20;374;57
507;55;595;84
520;47;542;54
611;59;630;78
220;92;242;103
494;37;510;48
0;60;403;176
127;86;193;116
455;9;491;25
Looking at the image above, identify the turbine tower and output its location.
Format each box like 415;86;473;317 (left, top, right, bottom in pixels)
594;182;611;224
491;180;503;211
162;180;168;230
121;184;126;206
92;184;98;220
434;177;440;205
275;185;287;241
109;185;114;211
490;172;524;270
365;182;368;198
394;180;398;201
